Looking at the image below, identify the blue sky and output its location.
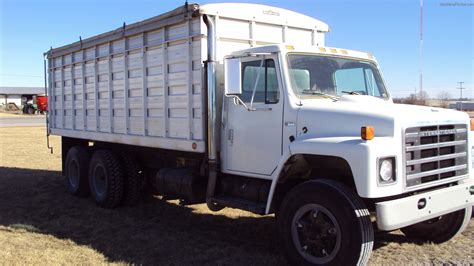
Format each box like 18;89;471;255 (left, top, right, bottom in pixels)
0;0;472;98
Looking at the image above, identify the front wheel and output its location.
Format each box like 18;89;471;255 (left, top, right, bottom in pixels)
401;207;472;243
277;179;373;265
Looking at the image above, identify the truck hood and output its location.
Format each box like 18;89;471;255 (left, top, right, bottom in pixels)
296;95;469;138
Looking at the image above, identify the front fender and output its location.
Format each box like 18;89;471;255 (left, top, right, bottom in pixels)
288;136;403;198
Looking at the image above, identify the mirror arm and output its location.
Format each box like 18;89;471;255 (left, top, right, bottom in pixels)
225;95;272;112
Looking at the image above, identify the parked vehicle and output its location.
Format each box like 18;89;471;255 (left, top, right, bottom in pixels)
22;94;48;114
44;3;473;265
22;98;36;114
36;94;48;114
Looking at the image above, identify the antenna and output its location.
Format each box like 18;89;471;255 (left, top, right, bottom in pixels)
419;0;423;97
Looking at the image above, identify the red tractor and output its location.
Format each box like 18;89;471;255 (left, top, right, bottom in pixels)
36;94;48;114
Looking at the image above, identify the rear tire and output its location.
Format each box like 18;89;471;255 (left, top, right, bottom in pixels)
120;152;145;206
64;146;90;197
27;106;35;114
89;150;124;208
277;179;373;265
401;207;472;243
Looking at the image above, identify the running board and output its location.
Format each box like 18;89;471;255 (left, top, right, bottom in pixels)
210;196;267;215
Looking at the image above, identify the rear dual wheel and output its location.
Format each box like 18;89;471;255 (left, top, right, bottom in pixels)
65;146;144;208
120;152;145;206
88;150;145;208
65;146;90;197
88;150;124;208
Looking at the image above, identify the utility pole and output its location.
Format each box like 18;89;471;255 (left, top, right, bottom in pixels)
457;81;465;111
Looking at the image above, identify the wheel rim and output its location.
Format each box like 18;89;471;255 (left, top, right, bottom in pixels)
67;160;80;190
291;203;342;264
92;165;107;198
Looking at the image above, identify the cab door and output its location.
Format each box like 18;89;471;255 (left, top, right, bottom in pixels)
223;55;283;176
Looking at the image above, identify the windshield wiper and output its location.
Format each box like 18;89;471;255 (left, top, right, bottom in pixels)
341;90;361;95
302;90;339;100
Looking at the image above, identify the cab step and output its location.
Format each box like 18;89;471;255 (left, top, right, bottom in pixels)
210;196;267;215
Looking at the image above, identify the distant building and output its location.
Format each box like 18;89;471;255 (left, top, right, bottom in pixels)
449;101;474;111
0;87;45;110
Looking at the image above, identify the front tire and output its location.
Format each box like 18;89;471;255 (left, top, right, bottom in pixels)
277;179;373;265
89;150;124;208
401;207;472;243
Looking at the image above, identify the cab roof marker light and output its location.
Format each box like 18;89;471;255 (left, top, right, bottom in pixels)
319;47;326;52
367;53;374;59
286;45;295;50
341;49;348;55
330;48;337;53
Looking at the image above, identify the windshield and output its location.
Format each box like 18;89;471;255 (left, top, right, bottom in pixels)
287;54;389;99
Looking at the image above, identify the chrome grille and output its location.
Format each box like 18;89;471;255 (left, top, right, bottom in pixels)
404;124;468;188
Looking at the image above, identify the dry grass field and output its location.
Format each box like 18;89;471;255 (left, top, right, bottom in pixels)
0;126;472;265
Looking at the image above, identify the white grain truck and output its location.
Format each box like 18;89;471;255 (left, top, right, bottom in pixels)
44;3;473;265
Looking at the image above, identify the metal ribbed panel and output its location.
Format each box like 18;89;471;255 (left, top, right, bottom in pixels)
404;124;468;188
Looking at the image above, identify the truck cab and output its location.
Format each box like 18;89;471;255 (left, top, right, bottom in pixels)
220;43;473;263
222;44;471;200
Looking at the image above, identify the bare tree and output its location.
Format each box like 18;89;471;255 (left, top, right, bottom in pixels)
437;91;451;108
395;91;430;106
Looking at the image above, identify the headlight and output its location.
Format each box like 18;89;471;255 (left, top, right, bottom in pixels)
378;157;396;185
380;160;393;181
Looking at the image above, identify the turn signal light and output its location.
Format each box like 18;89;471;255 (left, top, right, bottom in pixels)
361;126;375;140
471;119;474;131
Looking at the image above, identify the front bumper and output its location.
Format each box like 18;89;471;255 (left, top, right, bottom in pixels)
375;180;474;231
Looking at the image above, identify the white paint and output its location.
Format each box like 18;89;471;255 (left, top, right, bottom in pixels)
5;94;22;108
46;4;473;226
222;54;284;176
376;180;473;230
48;4;323;153
260;45;473;213
0;95;6;106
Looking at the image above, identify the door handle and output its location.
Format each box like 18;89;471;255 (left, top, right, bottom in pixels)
228;129;234;146
249;107;272;111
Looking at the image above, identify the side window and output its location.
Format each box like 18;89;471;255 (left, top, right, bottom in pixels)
241;59;279;104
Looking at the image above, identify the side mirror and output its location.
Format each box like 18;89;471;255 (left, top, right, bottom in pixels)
224;58;242;96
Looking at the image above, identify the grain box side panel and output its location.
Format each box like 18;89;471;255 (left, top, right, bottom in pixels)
48;16;205;153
